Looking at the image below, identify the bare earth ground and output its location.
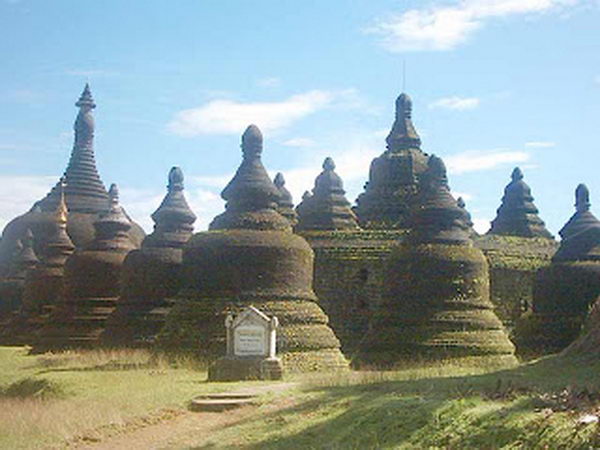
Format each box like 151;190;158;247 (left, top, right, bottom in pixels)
67;383;298;450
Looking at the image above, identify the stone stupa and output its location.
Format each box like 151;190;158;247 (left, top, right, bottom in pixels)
517;184;600;353
1;179;75;344
358;155;516;367
0;85;144;279
34;184;137;351
101;167;196;347
273;173;298;226
354;92;429;229
476;168;557;330
157;125;348;372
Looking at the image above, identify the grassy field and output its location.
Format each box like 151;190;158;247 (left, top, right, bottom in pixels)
1;346;599;449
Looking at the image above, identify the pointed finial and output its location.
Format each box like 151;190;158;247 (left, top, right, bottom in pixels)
511;167;524;182
75;83;96;109
576;184;590;213
108;183;119;208
56;176;68;225
457;197;466;209
386;92;421;151
241;124;263;159
323;157;336;171
168;166;184;191
274;172;285;189
397;93;412;120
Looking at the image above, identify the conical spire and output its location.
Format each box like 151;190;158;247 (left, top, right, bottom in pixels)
8;230;38;278
210;125;289;231
385;92;422;152
145;167;196;248
273;172;298;226
38;84;108;214
457;197;478;237
554;184;600;262
489;167;552;238
89;183;133;250
409;155;471;245
295;157;359;231
42;178;75;265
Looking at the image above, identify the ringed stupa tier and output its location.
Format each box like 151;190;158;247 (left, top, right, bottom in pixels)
518;184;600;353
0;84;145;278
1;180;75;345
488;167;553;238
273;172;298;226
354;92;429;229
102;167;196;347
158;125;348;372
34;184;137;351
295;157;359;231
358;155;516;366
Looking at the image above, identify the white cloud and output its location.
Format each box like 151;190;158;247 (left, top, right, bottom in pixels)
445;149;530;174
525;141;556;148
257;77;282;88
367;0;578;52
452;191;474;201
168;90;344;137
0;175;57;231
472;217;491;234
282;137;316;148
429;96;480;110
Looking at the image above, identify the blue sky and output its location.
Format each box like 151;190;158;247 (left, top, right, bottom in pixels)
0;0;599;234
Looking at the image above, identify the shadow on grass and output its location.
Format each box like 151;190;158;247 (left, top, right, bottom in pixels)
190;355;600;449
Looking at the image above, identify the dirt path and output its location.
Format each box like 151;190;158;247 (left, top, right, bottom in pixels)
69;382;298;450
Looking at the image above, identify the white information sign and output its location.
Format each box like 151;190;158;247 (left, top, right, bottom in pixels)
234;325;266;356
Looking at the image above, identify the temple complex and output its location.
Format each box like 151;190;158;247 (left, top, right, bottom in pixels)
157;125;348;372
358;155;516;366
34;184;137;351
517;184;600;353
354;93;429;229
476;168;557;331
273;173;298;226
1;180;75;345
102;167;196;347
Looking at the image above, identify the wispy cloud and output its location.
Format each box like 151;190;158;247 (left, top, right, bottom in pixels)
525;141;556;148
429;96;480;110
445;149;530;174
282;137;316;148
0;175;56;231
167;90;356;137
472;218;491;234
257;77;282;88
367;0;578;52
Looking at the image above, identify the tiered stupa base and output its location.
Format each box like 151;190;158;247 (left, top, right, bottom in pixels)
358;244;517;368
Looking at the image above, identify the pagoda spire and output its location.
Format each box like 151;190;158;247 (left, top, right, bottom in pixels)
89;183;132;250
385;92;422;152
39;84;108;214
273;172;298;226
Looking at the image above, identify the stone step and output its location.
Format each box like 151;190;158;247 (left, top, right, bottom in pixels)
190;393;258;412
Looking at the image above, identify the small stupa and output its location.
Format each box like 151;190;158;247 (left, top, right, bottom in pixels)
273;173;298;226
0;230;39;324
1;179;75;344
101;167;196;347
157;125;348;372
518;184;600;352
476;168;557;330
358;155;516;366
354;92;429;229
0;85;144;280
295;157;359;231
34;184;137;351
489;168;553;238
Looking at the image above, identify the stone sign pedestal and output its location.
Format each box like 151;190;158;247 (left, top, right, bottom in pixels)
208;306;283;381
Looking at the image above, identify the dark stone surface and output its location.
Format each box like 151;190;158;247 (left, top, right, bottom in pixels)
157;125;348;373
354;92;429;229
357;155;516;366
34;184;137;351
295;158;359;231
489;167;553;238
102;167;196;347
273;172;298;226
